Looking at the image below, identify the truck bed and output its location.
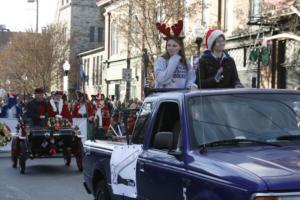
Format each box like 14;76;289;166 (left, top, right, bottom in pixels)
84;139;126;152
84;139;140;198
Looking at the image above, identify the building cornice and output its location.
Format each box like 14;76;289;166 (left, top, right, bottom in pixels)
96;0;112;7
226;28;272;41
104;0;128;14
59;3;71;12
59;2;98;11
78;47;105;57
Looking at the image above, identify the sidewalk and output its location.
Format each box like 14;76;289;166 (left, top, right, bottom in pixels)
0;142;11;158
0;151;10;158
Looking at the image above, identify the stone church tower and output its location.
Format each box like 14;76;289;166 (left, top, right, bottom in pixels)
55;0;104;93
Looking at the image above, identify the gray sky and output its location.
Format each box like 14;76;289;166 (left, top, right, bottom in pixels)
0;0;57;32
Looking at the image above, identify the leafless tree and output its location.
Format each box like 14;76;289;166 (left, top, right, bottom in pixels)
113;0;200;83
0;23;71;94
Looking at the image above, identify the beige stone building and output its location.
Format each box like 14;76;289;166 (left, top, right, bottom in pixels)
55;0;104;95
79;0;144;101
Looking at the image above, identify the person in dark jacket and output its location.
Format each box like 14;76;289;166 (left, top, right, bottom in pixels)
195;29;243;89
24;88;48;127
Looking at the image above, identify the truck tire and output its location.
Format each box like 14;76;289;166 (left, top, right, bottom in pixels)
19;141;27;174
95;180;110;200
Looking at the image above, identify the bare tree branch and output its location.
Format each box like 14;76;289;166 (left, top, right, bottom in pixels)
0;23;71;94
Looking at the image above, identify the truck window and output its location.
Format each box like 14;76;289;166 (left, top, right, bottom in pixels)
131;102;153;144
150;102;182;151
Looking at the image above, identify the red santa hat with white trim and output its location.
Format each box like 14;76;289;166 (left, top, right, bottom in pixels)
205;29;225;51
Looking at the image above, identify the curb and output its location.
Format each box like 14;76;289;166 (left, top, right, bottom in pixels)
0;151;10;158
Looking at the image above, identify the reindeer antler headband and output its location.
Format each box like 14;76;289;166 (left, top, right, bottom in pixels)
156;20;184;40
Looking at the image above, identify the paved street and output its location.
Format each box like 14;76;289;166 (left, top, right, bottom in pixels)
0;153;91;200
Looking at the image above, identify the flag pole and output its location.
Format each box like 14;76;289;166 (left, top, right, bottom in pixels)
83;66;91;140
79;60;91;140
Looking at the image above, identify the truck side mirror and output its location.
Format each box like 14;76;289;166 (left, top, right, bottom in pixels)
153;132;174;150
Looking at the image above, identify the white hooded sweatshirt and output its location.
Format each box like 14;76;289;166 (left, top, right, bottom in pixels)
154;54;197;89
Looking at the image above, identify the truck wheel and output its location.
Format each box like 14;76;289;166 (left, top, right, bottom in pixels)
95;180;110;200
19;141;27;174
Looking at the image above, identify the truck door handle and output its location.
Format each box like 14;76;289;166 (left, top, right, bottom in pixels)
139;162;145;172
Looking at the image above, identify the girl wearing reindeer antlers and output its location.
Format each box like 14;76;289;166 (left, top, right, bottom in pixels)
154;20;198;89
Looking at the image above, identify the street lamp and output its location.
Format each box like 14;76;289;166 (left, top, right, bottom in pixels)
194;22;205;55
192;23;206;75
6;79;10;92
22;74;28;102
27;0;39;32
63;60;71;97
142;48;150;97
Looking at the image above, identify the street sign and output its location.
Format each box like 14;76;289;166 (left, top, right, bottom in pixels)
122;68;132;81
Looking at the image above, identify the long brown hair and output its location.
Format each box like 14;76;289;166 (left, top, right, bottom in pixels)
161;36;188;69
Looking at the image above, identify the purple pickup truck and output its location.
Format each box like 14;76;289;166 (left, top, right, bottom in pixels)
83;89;300;200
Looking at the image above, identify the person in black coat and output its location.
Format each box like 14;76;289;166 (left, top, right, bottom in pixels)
195;29;243;89
24;88;48;127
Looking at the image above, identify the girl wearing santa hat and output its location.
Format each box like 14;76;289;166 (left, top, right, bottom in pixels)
195;29;243;88
154;20;197;89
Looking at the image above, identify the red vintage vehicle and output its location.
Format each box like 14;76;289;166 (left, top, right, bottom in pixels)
11;117;84;174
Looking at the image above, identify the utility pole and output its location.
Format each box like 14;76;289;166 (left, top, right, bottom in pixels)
257;49;261;89
27;0;39;32
126;0;133;101
142;49;150;97
36;0;39;32
217;0;222;29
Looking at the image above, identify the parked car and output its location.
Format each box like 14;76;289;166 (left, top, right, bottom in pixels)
83;89;300;200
